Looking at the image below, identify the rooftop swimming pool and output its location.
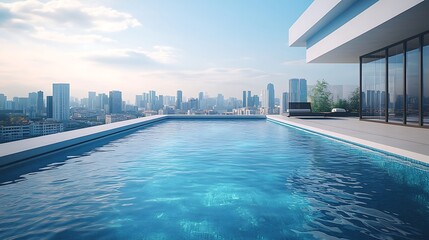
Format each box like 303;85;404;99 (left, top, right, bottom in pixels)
1;119;428;239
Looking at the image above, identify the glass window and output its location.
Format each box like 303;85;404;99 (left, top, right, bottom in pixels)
424;34;429;126
362;50;386;120
387;44;404;123
406;38;420;125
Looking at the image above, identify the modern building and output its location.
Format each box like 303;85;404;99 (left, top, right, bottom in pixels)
0;94;6;110
135;95;143;108
289;78;307;103
216;94;225;109
253;95;260;108
158;95;164;110
88;91;96;110
267;83;275;114
198;92;204;110
28;92;37;117
36;91;44;116
98;93;109;112
242;91;247;108
0;125;30;142
247;91;252;107
281;92;289;114
290;0;429;127
149;90;157;110
30;122;64;136
109;91;122;114
52;83;70;121
46;96;53;118
176;90;183;110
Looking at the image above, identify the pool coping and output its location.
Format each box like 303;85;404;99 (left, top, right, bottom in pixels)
267;115;429;166
0;115;265;168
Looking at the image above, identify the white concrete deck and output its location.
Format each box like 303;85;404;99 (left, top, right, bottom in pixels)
267;115;429;165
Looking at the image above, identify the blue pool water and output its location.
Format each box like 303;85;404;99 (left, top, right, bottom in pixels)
1;120;429;240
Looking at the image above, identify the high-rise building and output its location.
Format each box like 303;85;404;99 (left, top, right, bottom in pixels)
98;93;109;112
109;90;122;114
253;95;260;108
36;91;44;116
88;91;96;110
216;94;225;109
189;98;198;110
242;91;247;108
46;96;53;118
289;78;307;103
267;83;275;114
149;90;157;110
282;92;289;114
27;92;37;117
53;83;70;121
198;92;204;110
0;94;6;110
247;91;252;107
158;95;164;110
28;92;37;108
135;95;143;108
176;90;182;110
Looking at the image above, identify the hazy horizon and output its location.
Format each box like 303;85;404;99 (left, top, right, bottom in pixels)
0;0;358;102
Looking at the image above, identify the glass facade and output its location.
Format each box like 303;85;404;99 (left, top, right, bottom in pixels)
387;44;404;123
424;34;429;126
406;38;420;125
360;31;428;127
361;50;386;120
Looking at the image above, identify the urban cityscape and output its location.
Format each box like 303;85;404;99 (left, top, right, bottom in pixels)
0;80;357;143
1;1;429;239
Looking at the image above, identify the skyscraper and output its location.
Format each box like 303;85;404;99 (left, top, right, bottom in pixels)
247;91;252;107
88;91;96;110
109;90;122;114
46;96;53;118
37;91;44;116
158;95;164;110
53;83;70;121
267;83;275;114
135;95;143;108
98;93;109;112
253;95;260;108
0;93;6;110
242;91;247;108
28;92;37;117
216;94;224;109
289;78;307;102
176;90;182;110
198;92;204;110
282;92;289;114
149;90;157;110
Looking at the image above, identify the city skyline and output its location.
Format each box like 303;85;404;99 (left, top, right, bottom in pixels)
0;0;359;102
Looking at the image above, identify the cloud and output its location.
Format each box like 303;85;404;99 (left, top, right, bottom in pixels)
32;27;114;43
86;46;179;67
0;0;141;43
139;67;276;85
282;59;306;66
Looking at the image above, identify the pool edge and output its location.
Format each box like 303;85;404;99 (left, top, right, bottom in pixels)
266;116;429;167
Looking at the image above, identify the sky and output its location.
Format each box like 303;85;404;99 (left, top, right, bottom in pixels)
0;0;358;102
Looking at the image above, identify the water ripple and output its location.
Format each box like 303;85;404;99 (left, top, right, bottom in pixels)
0;120;428;239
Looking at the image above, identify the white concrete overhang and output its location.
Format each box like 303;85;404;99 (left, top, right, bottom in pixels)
289;0;429;63
289;0;357;47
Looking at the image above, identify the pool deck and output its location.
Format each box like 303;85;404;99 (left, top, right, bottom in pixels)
267;115;429;165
